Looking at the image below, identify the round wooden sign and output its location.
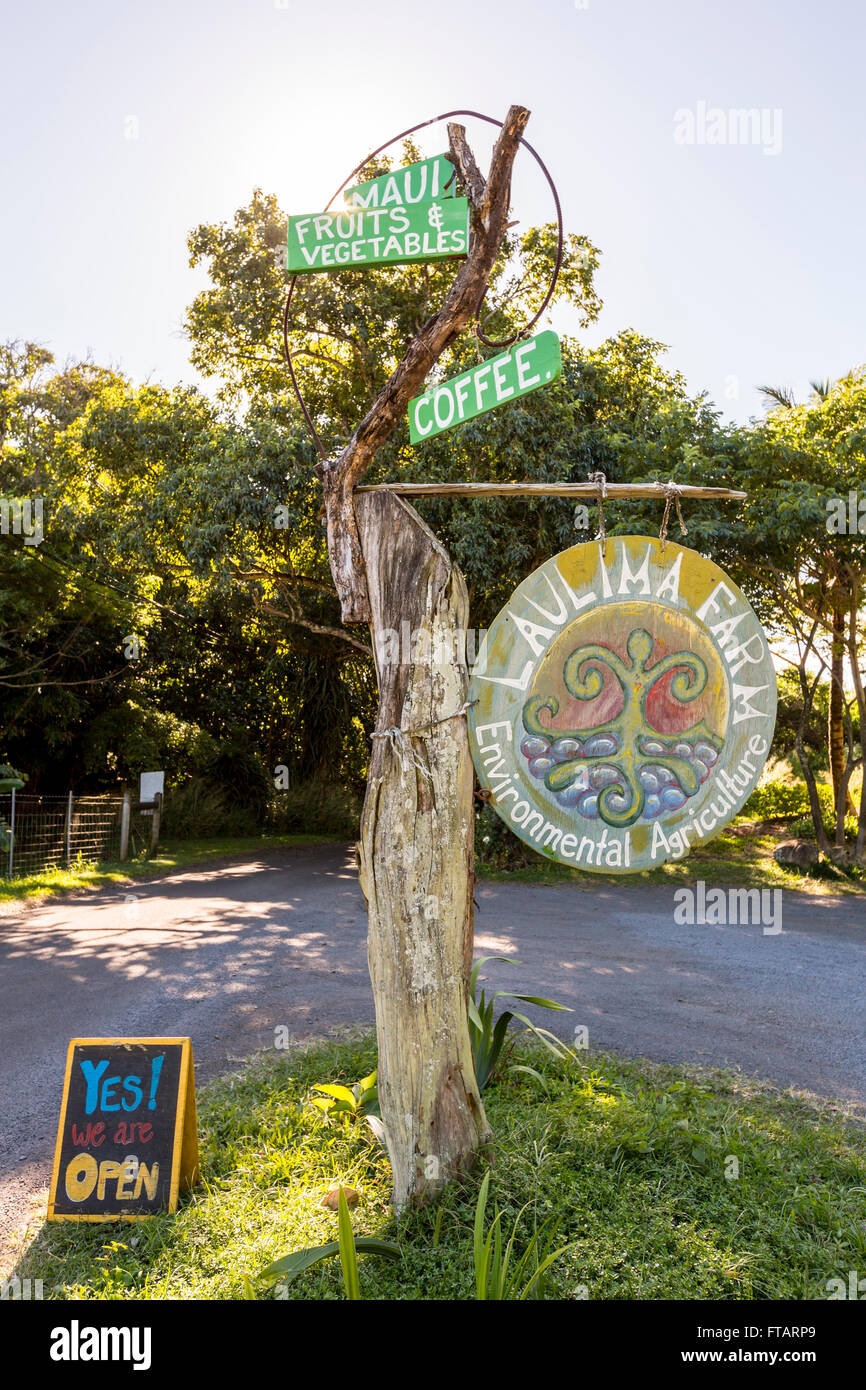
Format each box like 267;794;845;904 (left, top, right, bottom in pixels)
468;537;777;873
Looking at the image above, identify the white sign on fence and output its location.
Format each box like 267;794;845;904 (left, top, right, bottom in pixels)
139;771;164;809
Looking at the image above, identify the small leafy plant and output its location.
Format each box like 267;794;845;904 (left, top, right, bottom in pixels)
310;1068;385;1146
310;1069;379;1121
469;955;575;1091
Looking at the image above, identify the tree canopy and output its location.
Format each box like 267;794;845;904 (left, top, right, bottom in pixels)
2;161;863;856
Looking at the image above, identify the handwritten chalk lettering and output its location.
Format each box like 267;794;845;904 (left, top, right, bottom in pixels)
111;1121;153;1145
80;1053;163;1113
71;1122;105;1147
63;1154;160;1203
287;199;470;275
408;332;562;443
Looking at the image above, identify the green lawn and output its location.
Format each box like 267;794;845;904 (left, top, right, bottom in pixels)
0;833;339;906
16;1033;866;1301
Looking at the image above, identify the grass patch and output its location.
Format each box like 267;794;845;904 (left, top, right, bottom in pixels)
16;1033;866;1301
0;833;341;907
479;815;866;896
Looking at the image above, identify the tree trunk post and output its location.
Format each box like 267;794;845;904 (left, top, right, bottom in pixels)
355;490;490;1209
312;106;530;1207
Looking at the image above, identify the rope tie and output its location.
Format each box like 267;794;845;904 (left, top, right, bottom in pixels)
588;471;607;554
657;480;688;552
370;700;478;781
370;727;433;782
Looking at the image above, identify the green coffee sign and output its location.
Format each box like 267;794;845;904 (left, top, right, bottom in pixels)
344;154;455;208
287;199;470;274
408;331;562;443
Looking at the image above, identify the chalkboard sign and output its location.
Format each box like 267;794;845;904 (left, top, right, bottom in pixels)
48;1038;199;1222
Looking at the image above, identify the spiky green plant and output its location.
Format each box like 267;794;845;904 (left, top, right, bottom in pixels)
469;955;575;1091
257;1186;401;1299
473;1170;570;1299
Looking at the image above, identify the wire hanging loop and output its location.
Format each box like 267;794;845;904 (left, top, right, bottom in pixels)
588;471;607;551
658;480;688;553
472;320;485;365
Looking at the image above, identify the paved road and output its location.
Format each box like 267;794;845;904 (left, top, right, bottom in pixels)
2;843;865;1266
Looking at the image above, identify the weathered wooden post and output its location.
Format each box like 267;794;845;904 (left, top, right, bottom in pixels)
119;789;131;862
354;490;487;1207
8;784;15;878
150;792;162;858
286;105;530;1207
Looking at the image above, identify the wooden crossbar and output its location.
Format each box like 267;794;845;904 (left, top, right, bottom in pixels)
354;482;746;500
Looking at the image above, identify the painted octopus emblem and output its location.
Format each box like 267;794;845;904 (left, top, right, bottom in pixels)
521;627;723;827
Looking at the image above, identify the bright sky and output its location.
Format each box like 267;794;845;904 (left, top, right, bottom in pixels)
3;0;863;424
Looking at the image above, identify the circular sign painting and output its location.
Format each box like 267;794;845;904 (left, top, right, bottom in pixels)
468;537;777;873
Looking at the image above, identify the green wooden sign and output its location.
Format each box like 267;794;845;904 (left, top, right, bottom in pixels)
469;537;777;873
287;199;470;275
344;154;455;208
408;330;562;443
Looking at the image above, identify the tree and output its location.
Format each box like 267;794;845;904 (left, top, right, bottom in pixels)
182;114;616;1206
322;108;533;1207
0;349;375;793
189;107;594;1206
710;371;866;856
0;342;137;786
758;375;861;822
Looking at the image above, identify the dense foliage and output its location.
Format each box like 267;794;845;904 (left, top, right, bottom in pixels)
2;154;863;851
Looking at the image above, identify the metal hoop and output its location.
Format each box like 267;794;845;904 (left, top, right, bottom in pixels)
281;109;564;462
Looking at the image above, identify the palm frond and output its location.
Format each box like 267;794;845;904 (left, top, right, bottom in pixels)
759;383;797;410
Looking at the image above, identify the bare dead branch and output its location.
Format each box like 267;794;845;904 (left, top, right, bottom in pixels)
231;564;334;595
446;123;487;210
257;601;373;659
320;103;531;624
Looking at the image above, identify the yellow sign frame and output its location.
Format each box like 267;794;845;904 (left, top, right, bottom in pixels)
47;1036;199;1223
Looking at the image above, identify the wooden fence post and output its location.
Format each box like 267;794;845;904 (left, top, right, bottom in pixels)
120;790;131;862
150;792;162;857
